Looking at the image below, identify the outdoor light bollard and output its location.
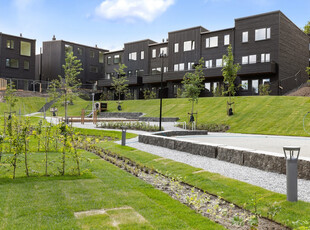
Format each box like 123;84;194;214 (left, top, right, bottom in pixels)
283;146;300;202
121;126;127;146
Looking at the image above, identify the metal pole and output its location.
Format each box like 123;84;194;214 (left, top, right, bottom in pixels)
159;53;165;131
121;127;127;146
286;158;298;202
92;93;95;112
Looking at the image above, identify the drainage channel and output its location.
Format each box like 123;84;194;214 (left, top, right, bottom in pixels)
83;144;290;230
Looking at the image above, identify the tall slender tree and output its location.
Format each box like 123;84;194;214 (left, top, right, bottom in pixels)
111;63;128;110
222;45;241;115
4;81;18;113
181;58;205;123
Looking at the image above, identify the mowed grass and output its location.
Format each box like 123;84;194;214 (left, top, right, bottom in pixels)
105;96;310;136
99;141;310;229
0;149;222;229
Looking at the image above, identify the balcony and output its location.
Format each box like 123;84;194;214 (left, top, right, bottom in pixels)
238;62;277;75
98;76;142;87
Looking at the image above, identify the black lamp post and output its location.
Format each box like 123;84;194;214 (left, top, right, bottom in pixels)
159;52;167;131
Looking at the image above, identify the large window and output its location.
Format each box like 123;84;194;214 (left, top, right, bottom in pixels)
261;53;270;63
174;63;184;71
249;55;257;64
242;31;248;43
224;35;230;45
160;47;168;55
90;66;98;73
174;64;179;71
206;36;218;48
205;83;211;91
114;54;120;64
151;67;161;75
107;56;112;65
99;51;104;63
255;28;271;41
90;50;95;58
20;41;31;56
164;67;168;72
188;62;194;70
24;60;30;70
184;40;195;51
252;80;259;94
129;52;137;61
152;49;156;58
77;47;83;55
106;73;111;79
141;51;144;60
241;80;248;90
65;44;73;54
242;56;249;64
216;59;223;67
6;58;19;68
205;60;212;68
174;43;179;53
263;78;270;85
6;40;14;49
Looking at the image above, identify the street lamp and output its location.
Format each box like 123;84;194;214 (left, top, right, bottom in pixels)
159;52;167;131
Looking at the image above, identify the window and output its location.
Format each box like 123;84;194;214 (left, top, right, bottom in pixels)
90;66;98;73
164;67;168;72
263;78;270;85
224;35;230;45
252;80;259;94
106;73;111;79
65;44;73;54
107;56;112;65
241;80;248;90
114;55;120;64
179;63;184;71
188;62;194;70
141;51;144;60
129;52;137;61
160;47;168;55
213;82;219;92
20;41;31;56
216;59;222;67
128;70;132;77
249;55;257;64
151;67;161;75
174;43;179;53
99;51;104;63
242;56;249;65
6;40;14;49
184;41;195;51
255;28;271;41
206;36;218;48
174;64;179;71
90;50;95;58
6;58;19;68
24;60;30;70
205;60;212;68
152;49;156;58
205;83;211;91
242;31;248;43
261;53;270;63
77;47;83;55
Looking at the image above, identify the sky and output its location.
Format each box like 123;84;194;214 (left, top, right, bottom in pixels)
0;0;309;54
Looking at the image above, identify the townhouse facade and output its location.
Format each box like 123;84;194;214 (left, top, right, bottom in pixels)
0;33;36;89
99;10;310;98
37;37;109;87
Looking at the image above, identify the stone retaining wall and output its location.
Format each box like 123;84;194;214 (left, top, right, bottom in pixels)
138;133;310;180
153;130;209;137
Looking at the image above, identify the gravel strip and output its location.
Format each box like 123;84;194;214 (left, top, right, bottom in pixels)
124;137;310;203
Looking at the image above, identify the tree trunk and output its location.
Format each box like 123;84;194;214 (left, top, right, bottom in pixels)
13;153;17;179
24;139;29;177
191;100;194;116
45;149;48;176
65;90;68;124
62;137;66;176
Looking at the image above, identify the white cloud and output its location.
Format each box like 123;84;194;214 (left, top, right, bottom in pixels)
95;0;175;22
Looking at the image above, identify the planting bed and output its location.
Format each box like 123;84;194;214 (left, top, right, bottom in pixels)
83;143;289;230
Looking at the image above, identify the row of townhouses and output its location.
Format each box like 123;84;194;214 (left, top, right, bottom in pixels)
0;11;309;98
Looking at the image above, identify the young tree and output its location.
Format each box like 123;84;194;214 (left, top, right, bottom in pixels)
4;81;18;113
181;58;205;122
47;79;60;102
53;52;83;122
222;45;241;115
111;64;128;110
303;21;310;34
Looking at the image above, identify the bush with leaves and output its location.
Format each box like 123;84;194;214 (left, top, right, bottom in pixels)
259;84;271;95
143;89;156;99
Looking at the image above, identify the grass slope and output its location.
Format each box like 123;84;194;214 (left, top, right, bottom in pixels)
105;96;310;136
0;97;47;115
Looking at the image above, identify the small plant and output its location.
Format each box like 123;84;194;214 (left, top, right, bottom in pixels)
259;84;271;95
266;202;281;221
143;89;156;99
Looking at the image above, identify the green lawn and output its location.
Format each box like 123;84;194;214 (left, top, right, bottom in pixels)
98;141;310;229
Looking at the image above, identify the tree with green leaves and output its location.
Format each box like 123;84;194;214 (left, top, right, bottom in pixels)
111;63;128;109
53;52;82;122
4;81;18;113
303;21;310;34
47;79;60;102
222;45;241;115
181;58;205;122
